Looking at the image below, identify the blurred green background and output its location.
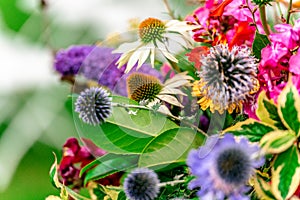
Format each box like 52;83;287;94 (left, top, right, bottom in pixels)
0;0;198;199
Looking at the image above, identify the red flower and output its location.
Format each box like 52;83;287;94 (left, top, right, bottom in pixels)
58;137;122;189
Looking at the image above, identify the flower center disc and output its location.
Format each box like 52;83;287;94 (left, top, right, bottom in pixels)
216;148;251;184
139;18;165;44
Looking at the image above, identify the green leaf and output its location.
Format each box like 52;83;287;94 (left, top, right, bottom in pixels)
74;96;178;154
83;154;138;185
272;145;300;200
223;119;275;142
278;82;300;136
256;91;285;129
252;32;270;59
260;130;296;154
138;128;205;169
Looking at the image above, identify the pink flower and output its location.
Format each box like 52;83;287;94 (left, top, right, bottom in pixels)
289;49;300;75
160;63;175;78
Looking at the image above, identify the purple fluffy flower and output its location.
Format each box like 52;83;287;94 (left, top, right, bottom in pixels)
187;134;264;200
54;45;94;76
54;45;164;96
81;47;124;89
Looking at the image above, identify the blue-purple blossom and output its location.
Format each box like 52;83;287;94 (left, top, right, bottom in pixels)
124;168;160;200
54;45;94;76
187;134;264;200
75;87;112;125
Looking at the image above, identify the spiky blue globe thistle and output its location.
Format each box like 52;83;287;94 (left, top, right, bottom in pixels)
194;44;259;114
75;87;112;125
187;134;265;200
124;168;160;200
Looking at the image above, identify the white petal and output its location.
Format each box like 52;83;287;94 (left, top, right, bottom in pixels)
115;51;133;68
165;20;199;32
156;94;184;108
157;42;178;63
137;46;151;69
157;105;175;117
160;87;187;96
164;72;193;87
112;40;141;53
150;47;155;68
126;49;144;73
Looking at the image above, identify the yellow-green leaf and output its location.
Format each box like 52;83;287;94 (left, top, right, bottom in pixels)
277;81;300;136
256;91;285;129
260;130;297;154
272;145;300;200
253;175;275;200
223;119;276;142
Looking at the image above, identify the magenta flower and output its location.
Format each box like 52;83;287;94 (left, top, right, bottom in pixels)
289;49;300;75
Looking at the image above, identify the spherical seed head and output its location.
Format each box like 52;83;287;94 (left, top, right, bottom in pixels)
75;87;112;125
195;44;258;113
139;18;166;44
127;73;162;102
124;168;160;200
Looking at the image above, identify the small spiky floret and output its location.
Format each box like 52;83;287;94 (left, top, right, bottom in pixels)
124;168;160;200
75;87;112;125
193;44;259;114
127;73;162;102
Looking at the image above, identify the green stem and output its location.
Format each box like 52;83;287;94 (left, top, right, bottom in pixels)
259;5;270;36
286;0;293;24
162;0;176;19
246;0;259;32
112;103;208;137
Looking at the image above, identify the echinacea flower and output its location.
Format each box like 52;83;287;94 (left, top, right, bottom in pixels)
75;87;112;125
187;134;264;200
124;168;160;200
113;17;197;73
192;44;259;114
127;72;193;108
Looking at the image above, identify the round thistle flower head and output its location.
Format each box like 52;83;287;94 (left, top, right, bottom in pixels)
187;134;265;200
124;168;160;200
127;73;163;102
192;44;259;114
75;87;112;125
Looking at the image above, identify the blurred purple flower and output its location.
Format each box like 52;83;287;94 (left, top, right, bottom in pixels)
54;45;94;76
187;134;264;200
54;45;164;96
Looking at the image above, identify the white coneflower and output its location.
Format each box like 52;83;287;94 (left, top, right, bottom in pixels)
113;17;197;73
126;72;192;108
192;44;259;114
75;87;112;125
124;168;160;200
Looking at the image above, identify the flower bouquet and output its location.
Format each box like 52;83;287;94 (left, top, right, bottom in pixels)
47;0;300;199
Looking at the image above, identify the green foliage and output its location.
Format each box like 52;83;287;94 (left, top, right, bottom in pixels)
252;32;270;59
227;81;300;199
